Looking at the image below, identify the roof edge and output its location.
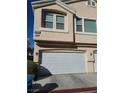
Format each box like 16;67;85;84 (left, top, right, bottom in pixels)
32;0;88;5
56;0;76;14
32;0;76;14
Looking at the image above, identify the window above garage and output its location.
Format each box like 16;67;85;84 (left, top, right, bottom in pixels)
84;19;96;33
41;9;67;32
75;17;97;34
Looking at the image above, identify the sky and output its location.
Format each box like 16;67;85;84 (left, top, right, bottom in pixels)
27;0;38;48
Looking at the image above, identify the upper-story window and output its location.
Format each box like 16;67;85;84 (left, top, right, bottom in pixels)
84;19;96;33
42;10;65;31
87;0;97;7
44;13;53;28
76;17;96;33
56;15;64;30
76;17;83;32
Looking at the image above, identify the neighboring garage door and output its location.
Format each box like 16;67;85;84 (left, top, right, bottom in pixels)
40;52;85;74
94;54;97;72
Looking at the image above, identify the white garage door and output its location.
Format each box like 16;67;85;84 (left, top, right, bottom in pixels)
40;52;85;74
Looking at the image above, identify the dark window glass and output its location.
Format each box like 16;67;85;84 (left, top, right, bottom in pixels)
44;13;53;28
76;17;82;32
84;19;96;33
56;15;64;30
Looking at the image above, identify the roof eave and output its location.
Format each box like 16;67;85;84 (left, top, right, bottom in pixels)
32;0;76;14
56;0;76;14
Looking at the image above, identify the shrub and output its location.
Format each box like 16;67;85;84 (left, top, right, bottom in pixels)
27;60;37;74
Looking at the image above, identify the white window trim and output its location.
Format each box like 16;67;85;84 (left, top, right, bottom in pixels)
39;27;68;33
75;17;97;35
56;14;65;30
75;17;84;33
41;12;68;33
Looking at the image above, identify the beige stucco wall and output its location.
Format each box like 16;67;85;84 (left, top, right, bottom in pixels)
68;1;97;44
34;4;74;42
78;47;96;72
34;8;41;32
32;1;97;73
75;34;96;44
33;1;97;44
68;1;96;19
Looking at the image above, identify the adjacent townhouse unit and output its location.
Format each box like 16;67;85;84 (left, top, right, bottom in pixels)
32;0;97;75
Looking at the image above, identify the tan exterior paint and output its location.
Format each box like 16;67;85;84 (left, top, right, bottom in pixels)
34;4;74;42
75;34;96;44
68;1;96;19
33;1;96;44
32;0;97;73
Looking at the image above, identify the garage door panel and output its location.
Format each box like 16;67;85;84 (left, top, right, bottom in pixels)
40;52;85;74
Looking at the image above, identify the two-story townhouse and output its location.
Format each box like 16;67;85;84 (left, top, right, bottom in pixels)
31;0;97;75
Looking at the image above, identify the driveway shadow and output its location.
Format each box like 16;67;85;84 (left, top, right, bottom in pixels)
32;83;58;93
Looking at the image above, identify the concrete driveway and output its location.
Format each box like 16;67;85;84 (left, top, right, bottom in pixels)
32;72;97;93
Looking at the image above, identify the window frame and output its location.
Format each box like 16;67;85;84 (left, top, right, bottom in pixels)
56;14;65;30
75;17;84;32
43;12;54;28
41;11;66;32
84;18;97;33
75;17;97;35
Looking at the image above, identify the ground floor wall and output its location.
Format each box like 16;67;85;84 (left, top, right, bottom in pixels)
33;42;97;73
